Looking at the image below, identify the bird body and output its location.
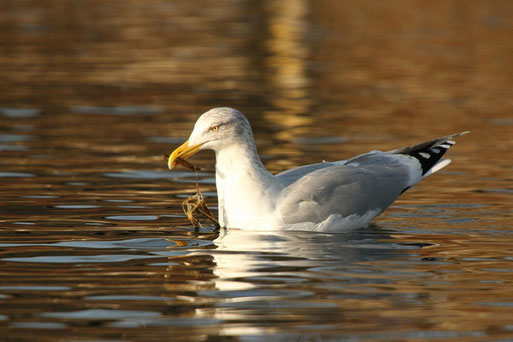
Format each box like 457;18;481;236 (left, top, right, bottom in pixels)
168;107;467;232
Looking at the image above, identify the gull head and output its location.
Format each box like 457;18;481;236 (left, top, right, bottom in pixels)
168;107;253;169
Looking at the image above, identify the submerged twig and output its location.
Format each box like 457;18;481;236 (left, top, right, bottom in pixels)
164;154;219;228
181;186;219;229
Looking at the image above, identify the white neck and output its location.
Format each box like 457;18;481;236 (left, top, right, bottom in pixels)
214;144;278;229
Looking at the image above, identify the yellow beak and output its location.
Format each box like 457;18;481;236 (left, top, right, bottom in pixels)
168;139;204;169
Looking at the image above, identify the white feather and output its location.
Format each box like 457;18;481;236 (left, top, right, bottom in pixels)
423;159;452;178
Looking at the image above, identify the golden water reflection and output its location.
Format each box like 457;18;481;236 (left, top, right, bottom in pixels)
1;0;513;340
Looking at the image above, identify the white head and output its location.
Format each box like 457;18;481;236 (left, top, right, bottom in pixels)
189;107;254;151
168;107;255;169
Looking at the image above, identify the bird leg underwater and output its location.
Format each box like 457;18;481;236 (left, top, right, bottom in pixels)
163;154;219;228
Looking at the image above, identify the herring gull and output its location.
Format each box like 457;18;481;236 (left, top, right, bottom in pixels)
168;107;467;232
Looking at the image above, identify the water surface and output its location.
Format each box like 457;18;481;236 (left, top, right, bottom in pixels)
1;1;513;341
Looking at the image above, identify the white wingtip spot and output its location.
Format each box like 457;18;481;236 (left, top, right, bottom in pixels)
431;148;441;154
419;152;431;159
439;144;451;149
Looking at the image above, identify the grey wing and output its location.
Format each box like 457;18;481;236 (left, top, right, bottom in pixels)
276;152;416;224
276;161;337;186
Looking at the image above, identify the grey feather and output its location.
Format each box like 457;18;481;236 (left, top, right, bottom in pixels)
277;152;412;224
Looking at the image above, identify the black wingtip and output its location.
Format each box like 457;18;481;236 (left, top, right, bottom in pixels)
409;142;453;175
390;132;468;175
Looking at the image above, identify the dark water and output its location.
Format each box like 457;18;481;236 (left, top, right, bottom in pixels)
1;1;513;341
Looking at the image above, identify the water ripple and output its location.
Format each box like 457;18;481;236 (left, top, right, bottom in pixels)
0;107;40;118
103;170;206;179
39;309;161;320
3;254;159;264
0;172;34;178
71;105;164;116
105;215;159;221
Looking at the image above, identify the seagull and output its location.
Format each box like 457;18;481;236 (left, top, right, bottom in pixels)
168;107;468;232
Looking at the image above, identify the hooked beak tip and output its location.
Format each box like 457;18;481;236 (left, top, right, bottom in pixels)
167;139;203;170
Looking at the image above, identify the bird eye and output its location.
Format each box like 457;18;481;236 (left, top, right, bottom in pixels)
210;124;220;132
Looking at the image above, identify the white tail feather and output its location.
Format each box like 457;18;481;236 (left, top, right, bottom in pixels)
423;159;452;178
